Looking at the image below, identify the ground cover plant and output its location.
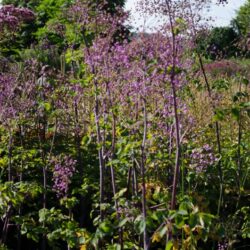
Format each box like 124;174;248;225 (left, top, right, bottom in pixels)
0;0;249;249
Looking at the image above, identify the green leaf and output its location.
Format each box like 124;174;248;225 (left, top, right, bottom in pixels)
159;225;167;238
165;240;173;250
189;213;198;228
107;243;122;250
39;208;48;223
44;102;52;112
178;210;188;216
242;78;249;86
99;220;113;234
213;109;225;121
175;214;185;229
27;232;39;242
118;218;129;228
231;107;240;120
114;188;127;199
242;102;250;107
134;216;146;234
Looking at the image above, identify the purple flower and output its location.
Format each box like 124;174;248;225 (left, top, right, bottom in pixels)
51;155;77;198
190;144;217;173
0;5;34;32
217;241;228;250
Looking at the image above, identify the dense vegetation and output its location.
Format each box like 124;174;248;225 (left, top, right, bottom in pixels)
0;0;249;249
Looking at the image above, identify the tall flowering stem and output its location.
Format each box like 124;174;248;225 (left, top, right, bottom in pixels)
76;0;129;223
141;97;149;249
185;0;224;215
164;0;182;211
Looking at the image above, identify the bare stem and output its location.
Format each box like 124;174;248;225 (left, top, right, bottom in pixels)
141;98;149;250
164;0;182;211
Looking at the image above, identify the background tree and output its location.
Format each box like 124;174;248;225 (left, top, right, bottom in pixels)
232;0;250;36
197;26;239;59
231;0;250;57
0;0;126;59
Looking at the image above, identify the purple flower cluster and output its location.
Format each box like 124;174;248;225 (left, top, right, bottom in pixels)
51;155;77;198
190;144;217;173
69;0;191;149
0;71;37;124
217;241;228;250
0;74;17;120
69;0;128;33
204;60;242;77
0;5;34;32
